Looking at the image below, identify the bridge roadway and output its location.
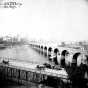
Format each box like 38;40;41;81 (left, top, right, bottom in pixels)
4;60;68;79
0;45;68;85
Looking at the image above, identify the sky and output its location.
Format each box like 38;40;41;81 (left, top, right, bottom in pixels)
0;0;88;42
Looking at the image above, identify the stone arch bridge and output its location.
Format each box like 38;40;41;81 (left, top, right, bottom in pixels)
29;42;88;66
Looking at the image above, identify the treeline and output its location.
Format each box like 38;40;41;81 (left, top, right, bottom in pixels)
0;36;28;46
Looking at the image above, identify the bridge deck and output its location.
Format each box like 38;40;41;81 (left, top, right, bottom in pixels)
0;60;68;79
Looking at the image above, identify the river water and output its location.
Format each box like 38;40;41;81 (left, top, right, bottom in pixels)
0;45;48;64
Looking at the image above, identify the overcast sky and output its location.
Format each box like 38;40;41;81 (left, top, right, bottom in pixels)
0;0;88;42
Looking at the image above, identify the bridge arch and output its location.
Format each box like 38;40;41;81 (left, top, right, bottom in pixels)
39;45;40;48
85;55;88;65
48;47;53;57
72;52;81;66
77;53;87;66
60;50;69;67
48;47;52;52
36;45;40;52
40;45;43;54
44;46;47;56
61;50;69;56
52;48;59;65
44;46;47;50
54;48;59;55
41;45;43;49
